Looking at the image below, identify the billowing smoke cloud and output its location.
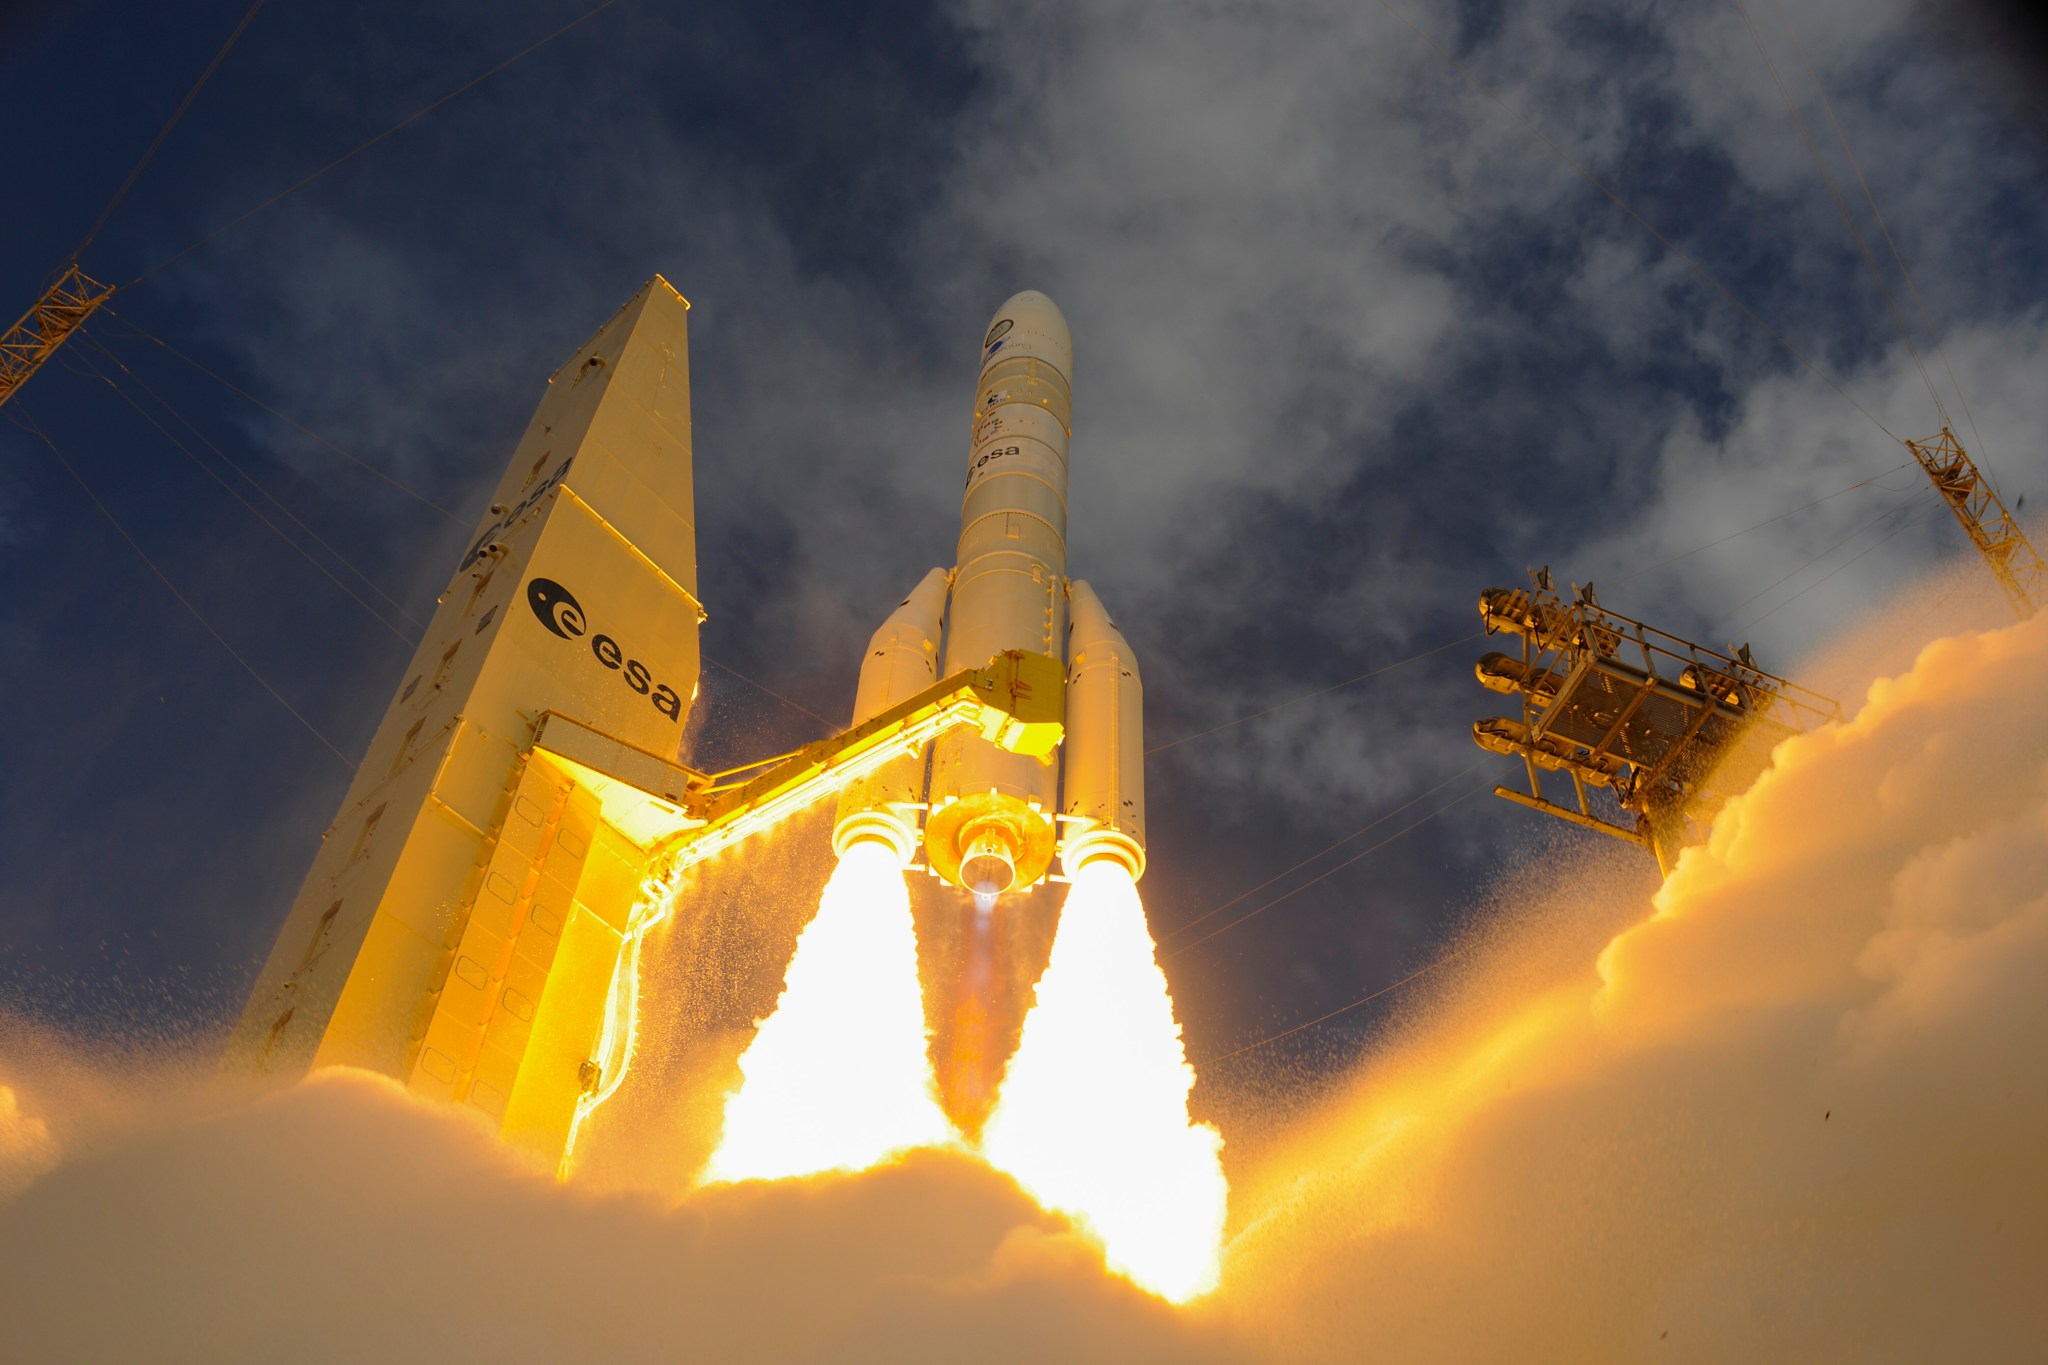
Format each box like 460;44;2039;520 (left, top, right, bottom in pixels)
2;603;2044;1360
0;1066;1218;1363
1225;605;2048;1359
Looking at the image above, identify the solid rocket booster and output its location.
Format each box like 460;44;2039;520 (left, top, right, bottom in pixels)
833;292;1145;898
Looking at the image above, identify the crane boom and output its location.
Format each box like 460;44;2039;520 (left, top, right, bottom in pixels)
1908;427;2042;620
0;266;114;410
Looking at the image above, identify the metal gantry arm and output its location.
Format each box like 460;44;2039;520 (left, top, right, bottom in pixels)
0;266;114;410
528;649;1064;882
658;649;1064;875
534;649;1064;881
1908;427;2042;621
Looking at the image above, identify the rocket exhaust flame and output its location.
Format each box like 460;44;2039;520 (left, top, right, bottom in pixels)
699;841;1226;1303
981;860;1228;1302
941;897;1002;1138
701;841;958;1183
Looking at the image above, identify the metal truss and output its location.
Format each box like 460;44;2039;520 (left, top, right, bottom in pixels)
0;265;114;411
1908;427;2041;621
1471;570;1842;874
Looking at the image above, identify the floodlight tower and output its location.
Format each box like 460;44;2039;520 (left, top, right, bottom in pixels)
1907;427;2042;621
1469;571;1842;875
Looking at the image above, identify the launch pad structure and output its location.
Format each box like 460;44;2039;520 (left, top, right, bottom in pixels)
1470;573;1843;875
226;277;1145;1175
1471;423;2041;870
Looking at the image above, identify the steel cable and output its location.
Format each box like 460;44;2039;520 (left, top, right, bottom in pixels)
102;305;461;521
83;332;428;636
1706;494;1922;632
124;0;624;287
1167;779;1491;960
1731;505;1947;636
1372;0;1901;443
67;0;270;265
1146;634;1481;756
100;307;835;731
1196;947;1470;1067
1158;762;1485;946
1730;0;1949;429
71;346;420;645
1769;0;1996;470
1610;462;1914;585
9;406;357;770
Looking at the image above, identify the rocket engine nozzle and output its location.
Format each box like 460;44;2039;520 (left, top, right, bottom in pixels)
958;819;1020;896
924;790;1057;895
831;808;921;867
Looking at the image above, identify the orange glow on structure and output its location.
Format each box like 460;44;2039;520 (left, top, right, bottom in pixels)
701;840;957;1183
981;860;1227;1302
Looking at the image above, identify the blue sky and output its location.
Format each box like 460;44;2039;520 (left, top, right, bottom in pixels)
1;0;2043;1090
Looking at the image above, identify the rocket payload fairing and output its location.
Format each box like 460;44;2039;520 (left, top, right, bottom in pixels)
834;292;1146;901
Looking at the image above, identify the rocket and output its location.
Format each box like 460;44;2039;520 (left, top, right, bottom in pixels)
833;292;1145;904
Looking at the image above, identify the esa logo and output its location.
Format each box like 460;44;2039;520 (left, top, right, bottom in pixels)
525;577;684;721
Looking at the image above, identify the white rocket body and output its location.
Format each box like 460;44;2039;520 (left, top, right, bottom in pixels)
1060;580;1145;879
832;567;950;867
833;292;1144;899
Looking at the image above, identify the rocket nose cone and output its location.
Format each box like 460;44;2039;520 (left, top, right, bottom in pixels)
981;291;1072;381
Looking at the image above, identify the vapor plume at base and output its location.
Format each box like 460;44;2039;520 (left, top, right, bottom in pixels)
0;1083;54;1197
2;607;2045;1359
1224;605;2048;1360
701;840;958;1183
0;1065;1222;1363
982;861;1228;1302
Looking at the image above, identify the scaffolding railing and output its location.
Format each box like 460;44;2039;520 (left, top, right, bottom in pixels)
1472;571;1842;873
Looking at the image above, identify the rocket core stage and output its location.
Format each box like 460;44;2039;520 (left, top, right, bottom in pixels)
834;292;1147;905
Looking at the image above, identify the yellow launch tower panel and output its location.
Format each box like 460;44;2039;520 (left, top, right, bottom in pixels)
228;278;1074;1168
228;278;704;1161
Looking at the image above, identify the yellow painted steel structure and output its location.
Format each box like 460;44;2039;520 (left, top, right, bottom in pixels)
227;278;1064;1169
0;265;114;410
1471;573;1841;876
1907;427;2042;621
226;277;705;1163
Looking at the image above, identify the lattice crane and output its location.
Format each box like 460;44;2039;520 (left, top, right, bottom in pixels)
0;265;114;411
1907;427;2042;620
